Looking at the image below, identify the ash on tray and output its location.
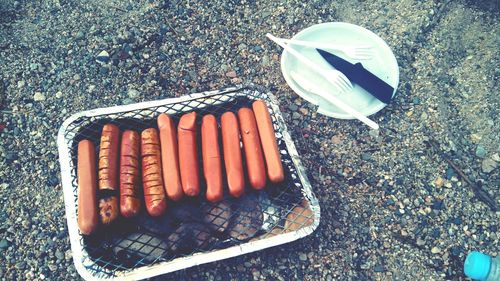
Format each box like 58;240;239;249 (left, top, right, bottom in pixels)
228;194;263;241
203;200;231;234
81;189;307;269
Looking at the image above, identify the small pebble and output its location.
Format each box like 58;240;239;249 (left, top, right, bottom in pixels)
450;246;462;256
0;239;9;249
225;71;237;78
299;108;308;115
331;136;342;144
431;247;441;254
96;50;110;64
434;177;445;188
361;153;371;161
55;250;64;261
127;88;140;99
475;145;487;158
416;238;425;246
75;31;84;40
481;158;497;173
33;92;45;102
470;134;482;143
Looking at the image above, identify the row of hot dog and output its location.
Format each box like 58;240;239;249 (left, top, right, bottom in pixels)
77;100;284;235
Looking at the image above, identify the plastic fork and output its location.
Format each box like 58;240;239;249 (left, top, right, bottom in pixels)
266;33;353;94
272;36;373;60
290;71;379;130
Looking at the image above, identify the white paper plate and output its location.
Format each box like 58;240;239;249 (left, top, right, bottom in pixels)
280;22;399;119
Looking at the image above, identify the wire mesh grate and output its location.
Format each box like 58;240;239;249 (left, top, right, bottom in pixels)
58;86;319;279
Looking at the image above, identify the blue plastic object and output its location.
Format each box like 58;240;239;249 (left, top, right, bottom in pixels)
464;251;492;281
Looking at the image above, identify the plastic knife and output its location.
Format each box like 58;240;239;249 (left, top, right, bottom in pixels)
316;48;394;104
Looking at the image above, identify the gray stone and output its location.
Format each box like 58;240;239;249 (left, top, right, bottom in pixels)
361;153;371;161
55;250;64;260
475;145;487;158
75;31;84;40
481;158;497;173
33;92;45;102
299;253;307;261
416;237;426;246
0;239;9;249
431;247;441;254
127;88;140;99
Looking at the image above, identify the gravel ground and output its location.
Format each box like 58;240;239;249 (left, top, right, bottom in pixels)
0;0;498;280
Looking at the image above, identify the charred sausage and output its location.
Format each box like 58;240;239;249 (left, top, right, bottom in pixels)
77;140;98;235
178;112;200;197
252;100;285;183
201;114;223;202
157;113;184;201
98;124;120;224
119;130;141;218
141;128;167;217
221;112;245;198
238;108;266;190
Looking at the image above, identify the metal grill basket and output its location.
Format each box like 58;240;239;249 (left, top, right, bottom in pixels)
57;86;320;280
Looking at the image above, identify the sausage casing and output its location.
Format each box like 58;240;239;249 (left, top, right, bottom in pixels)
98;124;120;191
77;140;98;235
238;108;266;190
178;112;200;197
98;124;120;224
252;100;285;183
119;130;141;218
158;113;184;201
221;112;245;198
141;128;167;216
202;115;223;202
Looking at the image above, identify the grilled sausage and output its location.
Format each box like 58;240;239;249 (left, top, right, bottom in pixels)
119;130;141;218
98;124;120;224
221;112;245;198
141;128;167;217
238;108;266;190
201;115;223;202
98;124;120;191
178;112;200;197
77;140;98;235
252;100;285;183
157;113;183;201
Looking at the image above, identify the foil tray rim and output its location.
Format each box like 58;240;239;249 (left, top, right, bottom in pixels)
57;85;321;280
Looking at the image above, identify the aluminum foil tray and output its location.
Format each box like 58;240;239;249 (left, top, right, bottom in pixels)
57;86;320;280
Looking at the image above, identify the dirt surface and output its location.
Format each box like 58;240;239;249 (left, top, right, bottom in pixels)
0;0;498;280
